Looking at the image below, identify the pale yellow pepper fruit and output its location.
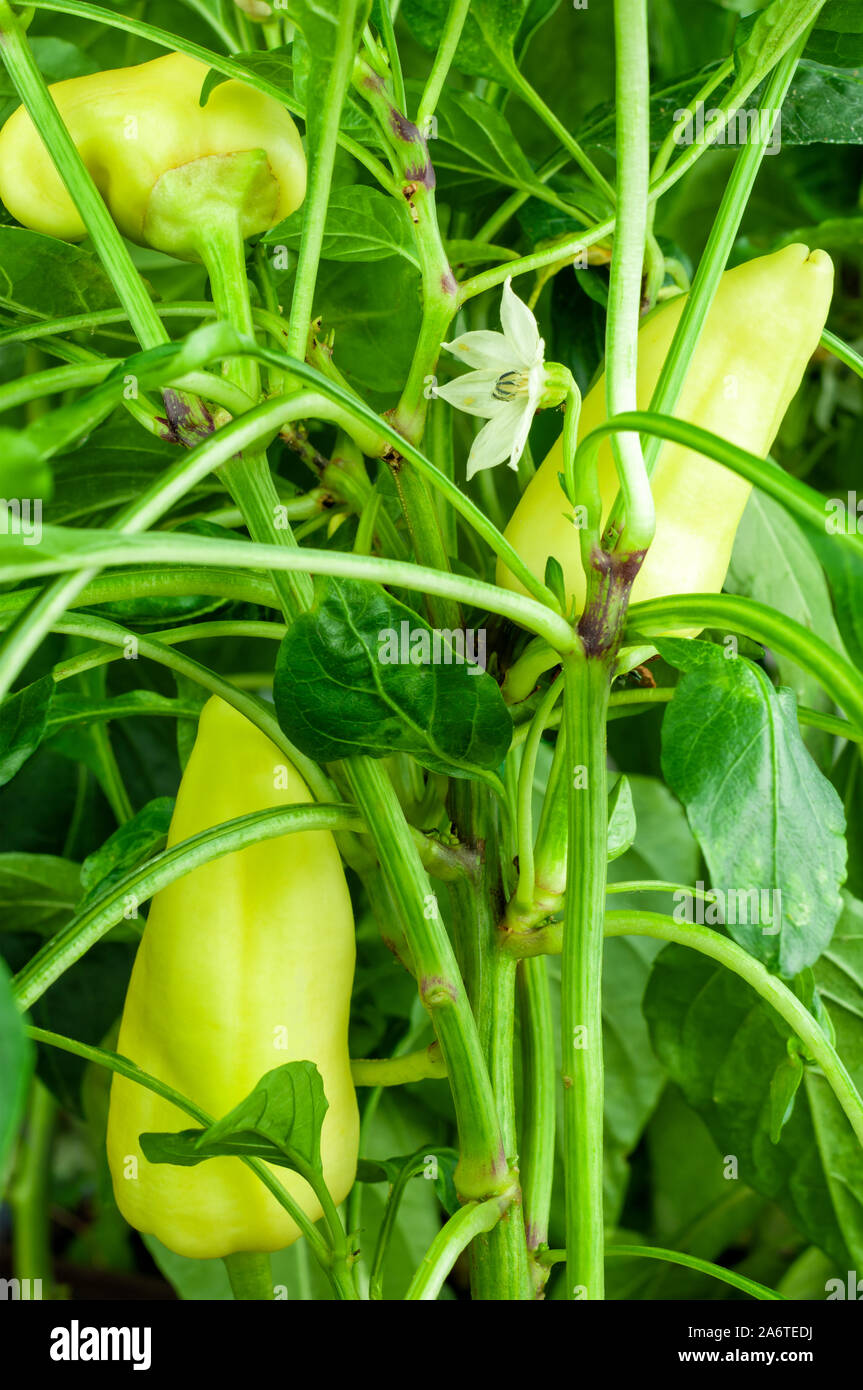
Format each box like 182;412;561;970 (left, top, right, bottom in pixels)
498;245;834;630
0;52;306;260
106;697;358;1259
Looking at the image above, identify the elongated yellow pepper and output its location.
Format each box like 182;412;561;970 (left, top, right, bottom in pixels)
498;245;834;622
106;697;358;1259
0;53;306;259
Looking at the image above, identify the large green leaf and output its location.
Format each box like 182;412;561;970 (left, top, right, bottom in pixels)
273;579;512;778
658;638;847;976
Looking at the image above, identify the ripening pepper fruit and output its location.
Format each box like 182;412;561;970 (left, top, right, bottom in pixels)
498;245;834;625
106;697;358;1260
0;52;306;260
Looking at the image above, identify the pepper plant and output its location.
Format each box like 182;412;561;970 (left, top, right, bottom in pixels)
0;0;862;1305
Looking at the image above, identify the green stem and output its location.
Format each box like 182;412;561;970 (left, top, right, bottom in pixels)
517;956;555;1295
561;653;611;1300
448;783;530;1300
223;1252;273;1300
416;0;471;126
351;1047;446;1087
195;215;314;621
603;0;653;559
606;38;808;550
506;68;616;206
404;1199;506;1300
287;0;361;357
541;1244;783;1301
9;1081;56;1299
0;526;576;653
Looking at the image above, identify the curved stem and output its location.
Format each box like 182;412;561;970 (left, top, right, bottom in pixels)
541;1243;784;1301
13;805;364;1009
508;909;863;1150
627;592;863;731
404;1198;505;1300
0;526;576;653
517;956;555;1290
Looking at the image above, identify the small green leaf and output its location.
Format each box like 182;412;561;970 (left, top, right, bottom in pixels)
0;953;33;1182
201;1062;328;1171
769;1048;805;1143
607;775;636;862
0;676;55;788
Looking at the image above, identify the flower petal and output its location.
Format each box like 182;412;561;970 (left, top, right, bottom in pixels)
435;369;501;418
500;276;543;367
441;330;513;371
466;401;525;480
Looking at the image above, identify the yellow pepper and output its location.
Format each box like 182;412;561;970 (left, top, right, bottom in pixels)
0;52;306;260
106;697;358;1260
498;245;834;623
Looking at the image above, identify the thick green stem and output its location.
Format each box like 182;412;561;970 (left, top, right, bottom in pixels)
345;759;512;1207
561;654;611;1300
447;782;531;1299
223;1252;274;1300
9;1081;56;1299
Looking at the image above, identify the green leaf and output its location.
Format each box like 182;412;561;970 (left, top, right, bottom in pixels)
202;1062;328;1170
274;256;422;401
0;227;120;318
0;951;33;1182
0;854;81;935
265;185;419;266
273;579;512;777
769;1048;805;1143
733;0;827;86
607;775;636;862
402;0;528;84
726;490;851;752
141;1062;329;1177
422;87;559;199
79;797;175;909
657;638;847;976
0;676;55;788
